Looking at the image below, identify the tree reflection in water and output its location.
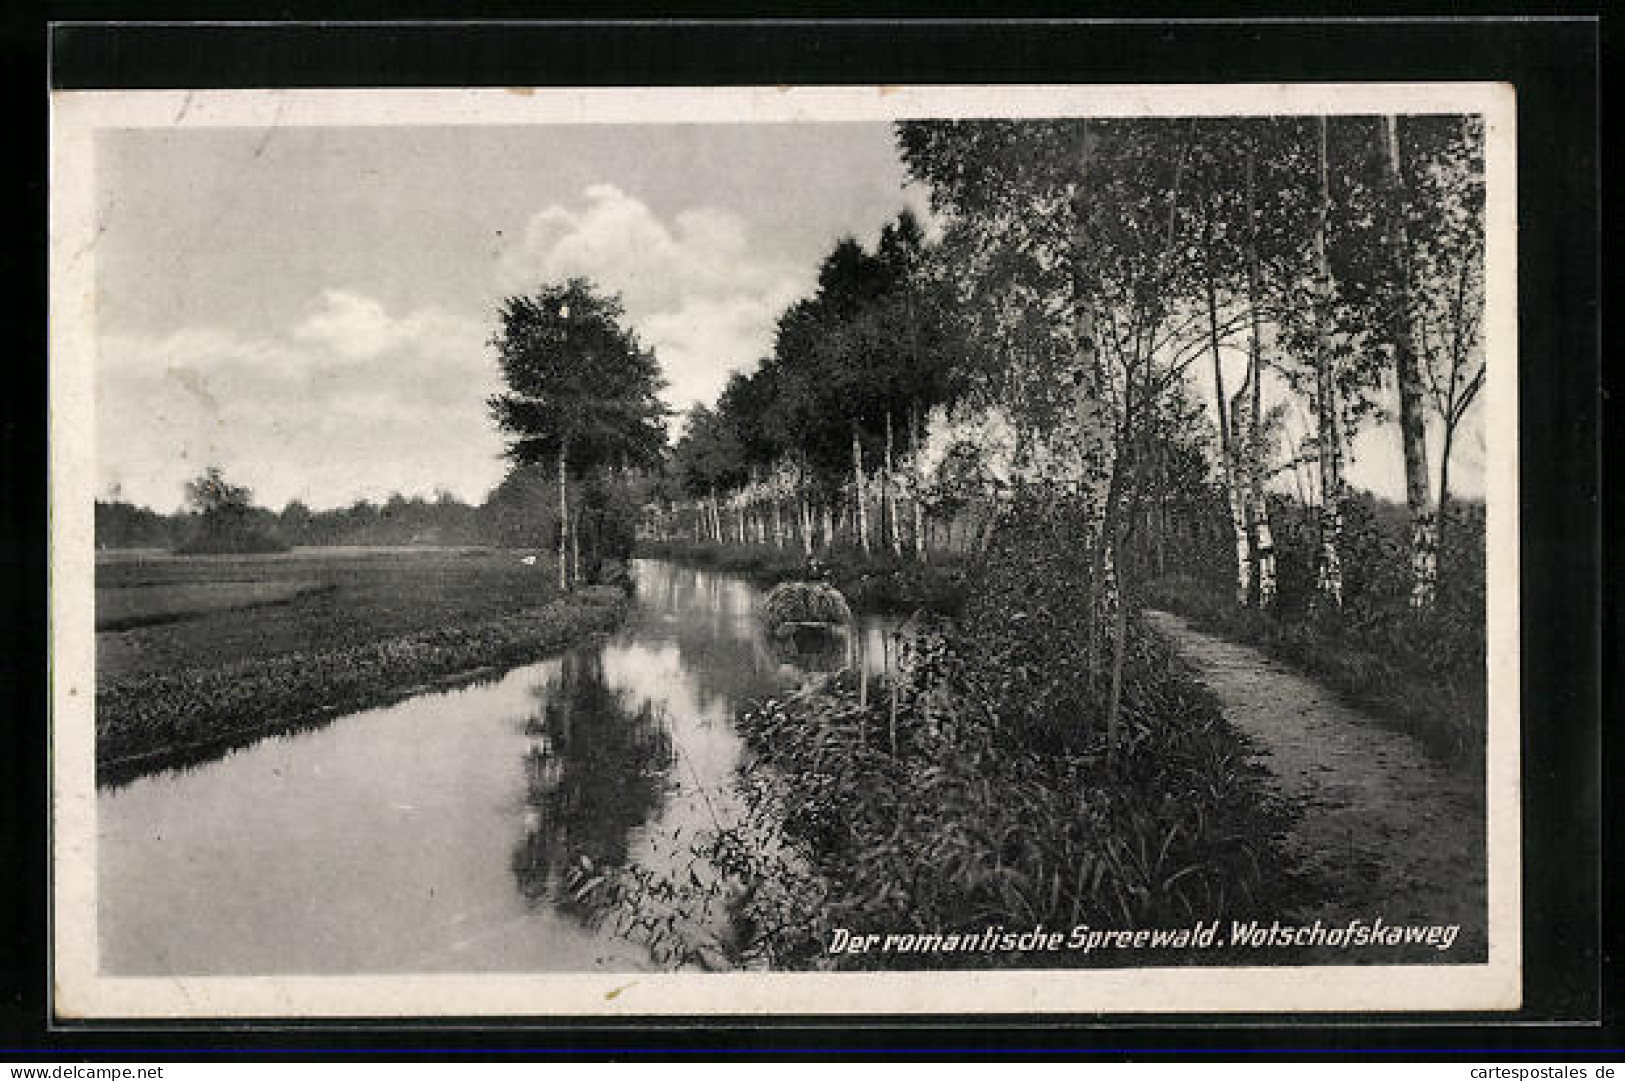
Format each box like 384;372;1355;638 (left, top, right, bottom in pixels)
511;648;674;915
762;623;849;674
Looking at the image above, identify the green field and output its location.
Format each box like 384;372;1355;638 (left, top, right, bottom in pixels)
94;546;626;779
96;545;560;680
96;579;331;632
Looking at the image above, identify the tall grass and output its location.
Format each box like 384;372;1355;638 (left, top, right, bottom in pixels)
762;581;853;629
1140;495;1487;769
576;507;1298;969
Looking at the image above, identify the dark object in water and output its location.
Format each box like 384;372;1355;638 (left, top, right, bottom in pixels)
766;621;847;672
762;579;853;633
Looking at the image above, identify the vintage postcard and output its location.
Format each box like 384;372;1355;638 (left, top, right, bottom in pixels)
50;83;1519;1018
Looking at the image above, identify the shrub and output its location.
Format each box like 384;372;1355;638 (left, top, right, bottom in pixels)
762;581;853;630
174;517;289;555
576;474;639;582
573;499;1292;970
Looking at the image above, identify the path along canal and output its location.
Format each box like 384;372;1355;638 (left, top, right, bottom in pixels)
97;558;901;976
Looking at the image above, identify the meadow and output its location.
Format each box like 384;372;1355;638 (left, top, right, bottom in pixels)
94;546;627;779
98;546;560;678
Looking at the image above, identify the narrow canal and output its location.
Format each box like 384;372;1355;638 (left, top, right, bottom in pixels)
97;558;901;975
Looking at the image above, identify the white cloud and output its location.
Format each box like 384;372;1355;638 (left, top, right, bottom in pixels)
293;289;484;365
96;294;506;512
294;290;412;360
499;184;813;409
642;287;804;408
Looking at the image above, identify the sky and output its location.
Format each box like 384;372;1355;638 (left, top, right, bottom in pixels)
92;119;1482;513
94;122;929;512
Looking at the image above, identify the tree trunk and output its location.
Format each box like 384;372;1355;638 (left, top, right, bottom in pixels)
1243;146;1278;610
1437;420;1456;586
976;506;999;553
852;424;870;555
570;510;581;585
1204;191;1253;607
910;404;928;561
1382;115;1439;609
1105;522;1128;770
1071;118;1119;680
821;503;834;552
1438;422;1456;528
1311;116;1346;612
556;449;570;591
884;412;902;558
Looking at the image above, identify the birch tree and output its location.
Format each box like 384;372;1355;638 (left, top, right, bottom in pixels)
489;279;667;590
1310;117;1347;611
1409;115;1487;564
1381;115;1439;609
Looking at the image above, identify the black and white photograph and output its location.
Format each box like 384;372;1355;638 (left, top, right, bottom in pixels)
49;83;1520;1017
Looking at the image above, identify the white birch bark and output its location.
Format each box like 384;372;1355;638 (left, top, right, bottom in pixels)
1243;147;1278;609
556;449;570;591
1382;115;1439;609
852;425;870;555
884;412;902;557
1312;116;1346;611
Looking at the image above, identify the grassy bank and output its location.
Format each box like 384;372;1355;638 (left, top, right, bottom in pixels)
95;547;628;781
720;640;1296;970
584;511;1301;969
1139;573;1485;770
1135;494;1487;769
634;538;969;615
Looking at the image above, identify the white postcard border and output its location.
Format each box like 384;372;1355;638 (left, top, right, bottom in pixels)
49;81;1521;1019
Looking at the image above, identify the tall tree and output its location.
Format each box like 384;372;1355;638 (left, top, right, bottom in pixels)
489;278;667;589
1409;115;1487;568
671;403;746;542
1239;138;1278;609
1310;117;1347;611
901;117;1219;761
762;220;965;557
1381;115;1439;609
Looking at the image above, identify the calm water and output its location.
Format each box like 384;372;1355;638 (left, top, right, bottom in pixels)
98;559;900;975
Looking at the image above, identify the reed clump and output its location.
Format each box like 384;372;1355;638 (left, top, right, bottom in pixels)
762;580;853;633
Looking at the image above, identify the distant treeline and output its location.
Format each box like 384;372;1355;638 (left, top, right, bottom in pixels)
96;466;656;552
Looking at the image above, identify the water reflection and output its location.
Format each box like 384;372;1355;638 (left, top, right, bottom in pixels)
96;558;902;975
512;651;674;910
764;623;849;672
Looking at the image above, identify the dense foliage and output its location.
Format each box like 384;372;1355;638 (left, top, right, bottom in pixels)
1141;489;1487;764
489;278;668;590
577;508;1294;969
579;113;1489;969
761;581;853;631
174;467;288;555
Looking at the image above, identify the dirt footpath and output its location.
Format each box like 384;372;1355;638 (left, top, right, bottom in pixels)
1143;609;1488;963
